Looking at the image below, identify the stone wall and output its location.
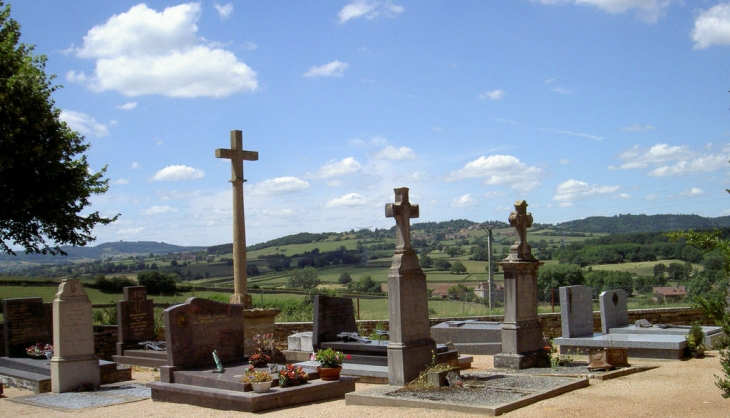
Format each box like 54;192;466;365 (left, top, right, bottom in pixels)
93;325;118;361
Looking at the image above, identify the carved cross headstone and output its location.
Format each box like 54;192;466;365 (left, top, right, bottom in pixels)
385;187;419;252
215;130;258;306
507;200;535;261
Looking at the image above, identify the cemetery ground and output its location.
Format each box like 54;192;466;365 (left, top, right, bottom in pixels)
1;352;727;417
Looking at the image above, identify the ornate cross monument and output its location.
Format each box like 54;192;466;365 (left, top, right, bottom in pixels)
494;200;545;369
385;187;435;385
216;130;258;308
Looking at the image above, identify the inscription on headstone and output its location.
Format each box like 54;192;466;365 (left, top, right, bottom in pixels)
312;295;358;349
117;286;156;346
2;297;53;357
164;297;245;369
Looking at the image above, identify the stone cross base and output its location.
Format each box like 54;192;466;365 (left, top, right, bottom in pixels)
51;354;100;393
230;293;253;309
387;339;436;386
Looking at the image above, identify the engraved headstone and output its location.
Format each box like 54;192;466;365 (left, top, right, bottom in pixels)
560;286;594;338
50;279;100;393
2;297;52;357
164;297;245;369
312;295;358;349
600;289;629;334
117;286;156;354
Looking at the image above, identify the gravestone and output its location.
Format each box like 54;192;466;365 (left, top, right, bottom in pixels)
494;200;545;369
116;286;156;354
215;130;258;308
2;298;52;357
50;279;100;393
162;297;245;374
600;289;628;334
385;187;435;385
560;286;595;338
312;295;358;349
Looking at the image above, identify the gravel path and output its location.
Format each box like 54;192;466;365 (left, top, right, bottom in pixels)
2;352;729;417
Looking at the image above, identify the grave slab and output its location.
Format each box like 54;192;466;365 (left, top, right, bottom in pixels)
430;320;503;355
553;333;687;359
608;324;725;348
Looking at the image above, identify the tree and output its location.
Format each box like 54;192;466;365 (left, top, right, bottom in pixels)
287;266;320;289
537;263;585;302
434;258;452;271
0;3;117;255
338;272;352;284
347;275;382;294
449;261;467;274
138;271;177;295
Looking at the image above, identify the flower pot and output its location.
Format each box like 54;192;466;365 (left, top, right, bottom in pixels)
251;381;272;393
317;366;342;381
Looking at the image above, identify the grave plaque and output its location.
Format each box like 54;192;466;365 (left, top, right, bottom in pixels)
164;297;245;369
560;286;594;338
313;295;358;349
2;297;52;357
600;289;628;334
117;286;156;345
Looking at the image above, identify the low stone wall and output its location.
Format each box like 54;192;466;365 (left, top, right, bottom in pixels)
93;325;118;361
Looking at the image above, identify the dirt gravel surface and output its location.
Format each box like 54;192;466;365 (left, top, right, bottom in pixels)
1;352;728;418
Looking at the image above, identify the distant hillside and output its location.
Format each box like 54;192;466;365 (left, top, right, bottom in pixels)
0;241;206;263
556;214;730;234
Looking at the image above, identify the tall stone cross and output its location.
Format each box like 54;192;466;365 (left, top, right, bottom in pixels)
507;200;535;261
385;187;418;252
215;130;258;307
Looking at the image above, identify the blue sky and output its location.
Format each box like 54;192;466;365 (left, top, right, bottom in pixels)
8;0;730;247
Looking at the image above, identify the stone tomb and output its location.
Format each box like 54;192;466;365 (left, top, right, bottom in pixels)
430;320;502;355
150;296;355;412
0;294;131;393
553;287;723;359
2;297;52;357
112;286;167;368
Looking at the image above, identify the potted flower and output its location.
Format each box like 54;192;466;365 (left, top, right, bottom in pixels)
686;322;706;358
311;348;351;381
248;352;271;367
248;333;275;367
26;343;52;359
243;365;274;393
278;364;309;387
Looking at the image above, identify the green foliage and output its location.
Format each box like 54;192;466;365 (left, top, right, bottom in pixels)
90;274;136;293
536;263;584;301
434;258;452;271
585;270;633;296
685;322;705;350
338;272;352;284
137;271;177;295
419;255;433;268
449;261;467;274
0;3;117;255
287;266;320;289
92;304;117;325
447;284;476;301
347;275;383;294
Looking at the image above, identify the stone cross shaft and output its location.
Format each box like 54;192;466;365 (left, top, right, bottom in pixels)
215;130;258;306
508;200;534;261
385;187;419;252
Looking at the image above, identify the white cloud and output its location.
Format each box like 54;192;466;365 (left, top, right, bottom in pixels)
214;3;234;19
484;191;505;198
303;60;348;77
479;89;505;100
542;128;603;141
117;227;144;236
649;154;729;177
447;155;543;192
156;190;201;200
374;146;416;161
540;0;670;23
262;209;296;217
326;193;369;207
152;165;205;181
248;177;310;196
59;110;109;137
613;193;631;199
131;162;140;169
309;157;362;179
140;205;178;215
116;102;138;110
612;143;730;176
112;178;129;185
612;143;692;170
553;179;620;202
678;187;705;197
692;3;730;49
338;0;404;24
70;3;257;98
452;194;478;207
621;123;655;131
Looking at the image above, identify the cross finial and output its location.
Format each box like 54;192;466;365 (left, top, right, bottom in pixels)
507;200;535;261
385;187;419;252
215;130;258;181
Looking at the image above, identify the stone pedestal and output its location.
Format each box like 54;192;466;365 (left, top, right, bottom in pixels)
243;308;280;356
50;279;100;393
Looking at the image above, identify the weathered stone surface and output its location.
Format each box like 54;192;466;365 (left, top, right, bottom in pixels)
560;286;594;338
2;298;52;357
600;289;629;334
164;297;245;369
117;286;156;346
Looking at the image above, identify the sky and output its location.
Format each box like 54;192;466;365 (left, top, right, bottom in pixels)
7;0;730;247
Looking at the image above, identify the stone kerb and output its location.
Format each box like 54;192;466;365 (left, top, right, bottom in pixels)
600;289;629;334
164;297;245;369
